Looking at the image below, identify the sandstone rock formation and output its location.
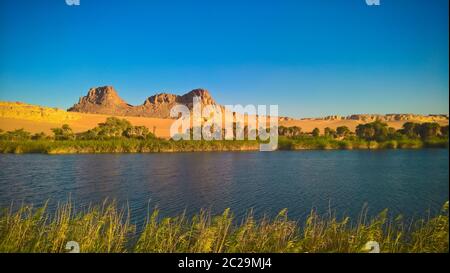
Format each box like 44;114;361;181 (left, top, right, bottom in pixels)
67;86;449;123
314;113;448;123
323;115;343;121
68;86;133;116
345;114;448;123
68;86;220;118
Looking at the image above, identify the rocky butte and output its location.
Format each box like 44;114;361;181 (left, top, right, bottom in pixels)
68;86;219;119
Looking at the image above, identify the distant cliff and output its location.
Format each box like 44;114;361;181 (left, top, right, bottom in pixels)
317;114;448;123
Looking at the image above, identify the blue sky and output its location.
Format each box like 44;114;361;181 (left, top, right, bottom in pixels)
0;0;448;118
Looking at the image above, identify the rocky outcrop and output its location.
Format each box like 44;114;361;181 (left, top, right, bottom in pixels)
68;86;133;116
323;115;343;121
346;114;448;123
68;86;220;118
278;116;294;122
313;113;448;123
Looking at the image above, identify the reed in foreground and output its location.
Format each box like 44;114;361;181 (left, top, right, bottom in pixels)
0;201;448;253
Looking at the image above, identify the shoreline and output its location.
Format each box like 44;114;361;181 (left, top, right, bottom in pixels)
0;139;448;155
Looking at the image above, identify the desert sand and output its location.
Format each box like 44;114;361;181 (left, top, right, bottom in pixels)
278;119;445;132
0;102;175;138
0;101;448;138
0;115;174;138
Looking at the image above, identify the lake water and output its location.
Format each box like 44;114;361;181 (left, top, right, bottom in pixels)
0;150;448;225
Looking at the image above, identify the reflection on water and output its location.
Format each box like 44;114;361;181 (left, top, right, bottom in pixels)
0;150;448;224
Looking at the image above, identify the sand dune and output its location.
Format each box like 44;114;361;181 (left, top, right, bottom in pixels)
0;102;175;138
0;114;174;138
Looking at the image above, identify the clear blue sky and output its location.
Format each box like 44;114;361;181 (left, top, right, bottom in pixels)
0;0;448;118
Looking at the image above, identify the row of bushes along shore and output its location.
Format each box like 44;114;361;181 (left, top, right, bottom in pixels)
0;137;448;154
0;117;448;154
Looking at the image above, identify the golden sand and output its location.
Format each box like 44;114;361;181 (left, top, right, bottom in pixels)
0;101;448;138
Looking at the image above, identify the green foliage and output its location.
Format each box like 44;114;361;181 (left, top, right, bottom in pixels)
31;132;47;140
423;138;449;148
97;117;132;138
0;201;448;253
336;126;351;138
0;139;260;154
52;124;75;140
396;138;424;149
441;125;449;138
278;135;368;150
0;201;134;253
356;121;391;142
409;202;449;252
312;128;320;137
123;126;152;139
0;129;31;141
417;122;441;140
399;122;443;140
401;122;418;138
76;117;156;140
277;137;294;150
324;127;337;138
278;126;302;137
0;120;448;153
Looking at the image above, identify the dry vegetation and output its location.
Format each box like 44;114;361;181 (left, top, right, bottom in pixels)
0;201;448;253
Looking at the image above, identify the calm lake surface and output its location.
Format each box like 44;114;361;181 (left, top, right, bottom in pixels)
0;150;448;224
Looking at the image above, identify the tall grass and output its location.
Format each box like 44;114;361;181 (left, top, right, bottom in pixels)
0;136;447;154
278;136;448;151
0;201;448;253
0;139;260;154
0;200;134;253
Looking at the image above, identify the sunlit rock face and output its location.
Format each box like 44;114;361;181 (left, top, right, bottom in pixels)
68;86;220;119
